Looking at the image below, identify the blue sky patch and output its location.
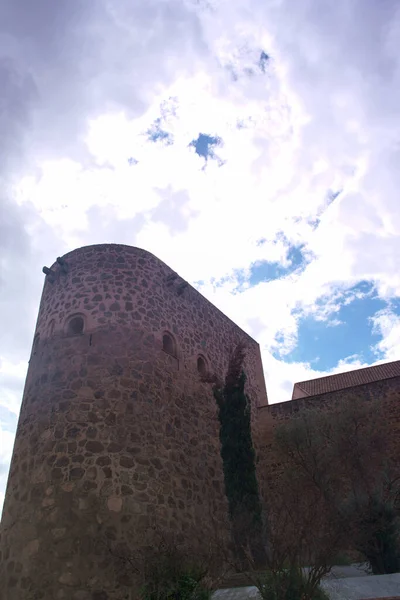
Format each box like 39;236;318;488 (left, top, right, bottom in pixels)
190;133;224;165
259;51;270;73
327;189;342;203
307;189;342;230
249;243;308;285
386;296;400;313
280;281;391;370
0;405;17;434
146;118;173;145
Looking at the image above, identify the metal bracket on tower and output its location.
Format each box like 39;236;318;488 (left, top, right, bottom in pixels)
56;257;69;274
166;273;178;287
176;281;188;296
166;272;188;296
42;266;55;284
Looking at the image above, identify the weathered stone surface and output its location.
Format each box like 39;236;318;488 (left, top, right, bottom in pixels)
0;244;268;600
107;497;123;513
69;467;85;480
96;456;111;466
86;441;104;453
119;456;135;469
107;442;122;453
92;592;108;600
51;468;63;480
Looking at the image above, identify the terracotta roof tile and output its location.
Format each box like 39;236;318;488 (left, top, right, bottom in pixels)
292;359;400;399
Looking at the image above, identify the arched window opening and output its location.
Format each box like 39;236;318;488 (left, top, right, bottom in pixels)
197;355;207;377
66;315;85;336
162;332;176;357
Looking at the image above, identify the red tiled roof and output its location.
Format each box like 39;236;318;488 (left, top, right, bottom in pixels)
292;359;400;399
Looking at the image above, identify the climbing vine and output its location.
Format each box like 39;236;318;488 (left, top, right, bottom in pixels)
205;343;266;565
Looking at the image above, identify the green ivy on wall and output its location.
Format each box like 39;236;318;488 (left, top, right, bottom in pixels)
208;343;266;567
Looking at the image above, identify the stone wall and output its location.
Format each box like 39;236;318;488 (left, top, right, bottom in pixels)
0;244;267;600
255;376;400;503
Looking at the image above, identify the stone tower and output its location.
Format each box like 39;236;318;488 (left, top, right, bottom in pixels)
0;244;268;600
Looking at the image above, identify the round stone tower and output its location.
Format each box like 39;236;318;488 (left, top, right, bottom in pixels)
0;244;268;600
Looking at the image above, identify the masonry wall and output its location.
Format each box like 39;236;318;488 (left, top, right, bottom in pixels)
255;376;400;504
0;244;267;600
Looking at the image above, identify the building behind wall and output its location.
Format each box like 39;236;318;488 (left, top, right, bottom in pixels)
255;359;400;502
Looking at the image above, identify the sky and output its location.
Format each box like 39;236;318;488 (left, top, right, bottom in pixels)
1;0;400;511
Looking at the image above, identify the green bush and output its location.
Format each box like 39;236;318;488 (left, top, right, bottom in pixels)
332;553;352;566
353;496;400;574
141;567;210;600
255;568;329;600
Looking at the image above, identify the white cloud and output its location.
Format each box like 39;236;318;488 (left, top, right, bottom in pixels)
0;422;15;519
371;309;400;361
1;0;400;511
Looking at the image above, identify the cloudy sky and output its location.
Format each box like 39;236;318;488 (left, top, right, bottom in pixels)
1;0;400;510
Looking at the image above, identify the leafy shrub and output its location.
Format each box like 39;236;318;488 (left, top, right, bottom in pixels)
141;566;211;600
139;535;213;600
351;495;400;574
255;568;329;600
332;553;352;566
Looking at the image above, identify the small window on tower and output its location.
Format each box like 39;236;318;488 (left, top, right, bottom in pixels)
162;332;177;357
197;355;207;376
66;315;85;336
